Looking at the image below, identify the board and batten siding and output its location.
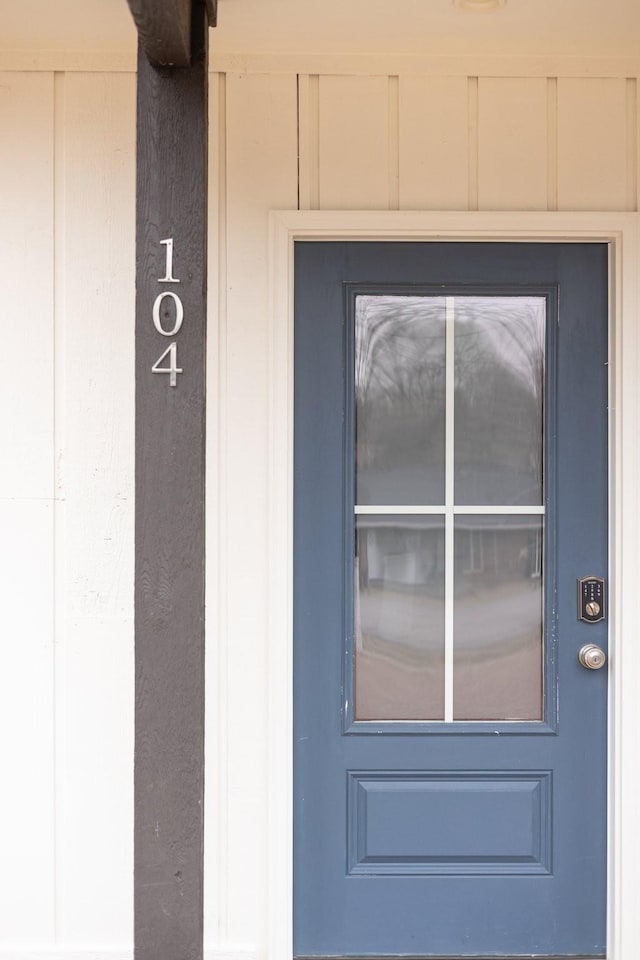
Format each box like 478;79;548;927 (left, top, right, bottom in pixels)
0;70;135;956
297;74;638;211
0;65;638;958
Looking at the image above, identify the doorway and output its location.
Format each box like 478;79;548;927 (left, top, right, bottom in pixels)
293;241;608;957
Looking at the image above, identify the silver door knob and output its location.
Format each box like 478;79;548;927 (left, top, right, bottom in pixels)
578;643;607;670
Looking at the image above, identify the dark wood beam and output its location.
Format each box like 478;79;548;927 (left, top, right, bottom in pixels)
205;0;217;28
134;3;208;959
127;0;217;67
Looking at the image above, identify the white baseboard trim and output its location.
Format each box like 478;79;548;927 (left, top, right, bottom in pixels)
204;951;258;960
0;947;257;960
0;950;132;960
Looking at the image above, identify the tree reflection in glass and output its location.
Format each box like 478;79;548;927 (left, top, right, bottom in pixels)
356;296;446;506
454;297;545;506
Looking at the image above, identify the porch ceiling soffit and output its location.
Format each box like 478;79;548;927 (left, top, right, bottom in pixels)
126;0;216;67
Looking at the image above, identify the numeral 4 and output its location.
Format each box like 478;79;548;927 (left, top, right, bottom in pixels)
151;342;183;387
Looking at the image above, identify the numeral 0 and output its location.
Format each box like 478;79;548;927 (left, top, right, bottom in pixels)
153;290;184;337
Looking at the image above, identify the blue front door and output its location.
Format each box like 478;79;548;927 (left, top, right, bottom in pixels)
293;242;608;958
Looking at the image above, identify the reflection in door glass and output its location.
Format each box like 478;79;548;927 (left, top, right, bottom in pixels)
455;298;545;506
355;516;445;720
353;294;547;723
355;296;446;505
453;516;543;721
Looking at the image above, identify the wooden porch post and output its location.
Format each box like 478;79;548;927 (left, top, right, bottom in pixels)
132;3;209;958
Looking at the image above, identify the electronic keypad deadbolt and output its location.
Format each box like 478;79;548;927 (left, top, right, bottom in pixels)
577;576;606;623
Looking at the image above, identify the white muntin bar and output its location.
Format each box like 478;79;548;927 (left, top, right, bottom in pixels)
354;504;446;515
444;296;455;723
454;504;545;515
354;504;545;515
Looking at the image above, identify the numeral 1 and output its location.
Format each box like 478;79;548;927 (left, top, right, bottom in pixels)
159;237;179;283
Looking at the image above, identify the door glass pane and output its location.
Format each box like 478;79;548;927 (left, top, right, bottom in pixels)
353;293;547;724
453;516;544;721
355;516;445;720
355;296;446;506
454;297;545;506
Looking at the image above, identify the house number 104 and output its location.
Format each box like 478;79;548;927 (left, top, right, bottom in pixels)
151;237;183;386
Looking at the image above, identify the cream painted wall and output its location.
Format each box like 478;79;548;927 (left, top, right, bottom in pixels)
0;62;638;957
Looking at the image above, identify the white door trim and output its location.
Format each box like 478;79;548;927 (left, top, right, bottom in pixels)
266;210;640;960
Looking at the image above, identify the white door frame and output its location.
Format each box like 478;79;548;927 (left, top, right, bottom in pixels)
266;210;640;960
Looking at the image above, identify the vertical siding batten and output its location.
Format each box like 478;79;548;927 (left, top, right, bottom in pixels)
625;77;638;212
467;76;479;210
387;76;400;210
53;70;66;943
205;68;227;949
297;74;320;211
636;77;640;213
546;78;559;211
